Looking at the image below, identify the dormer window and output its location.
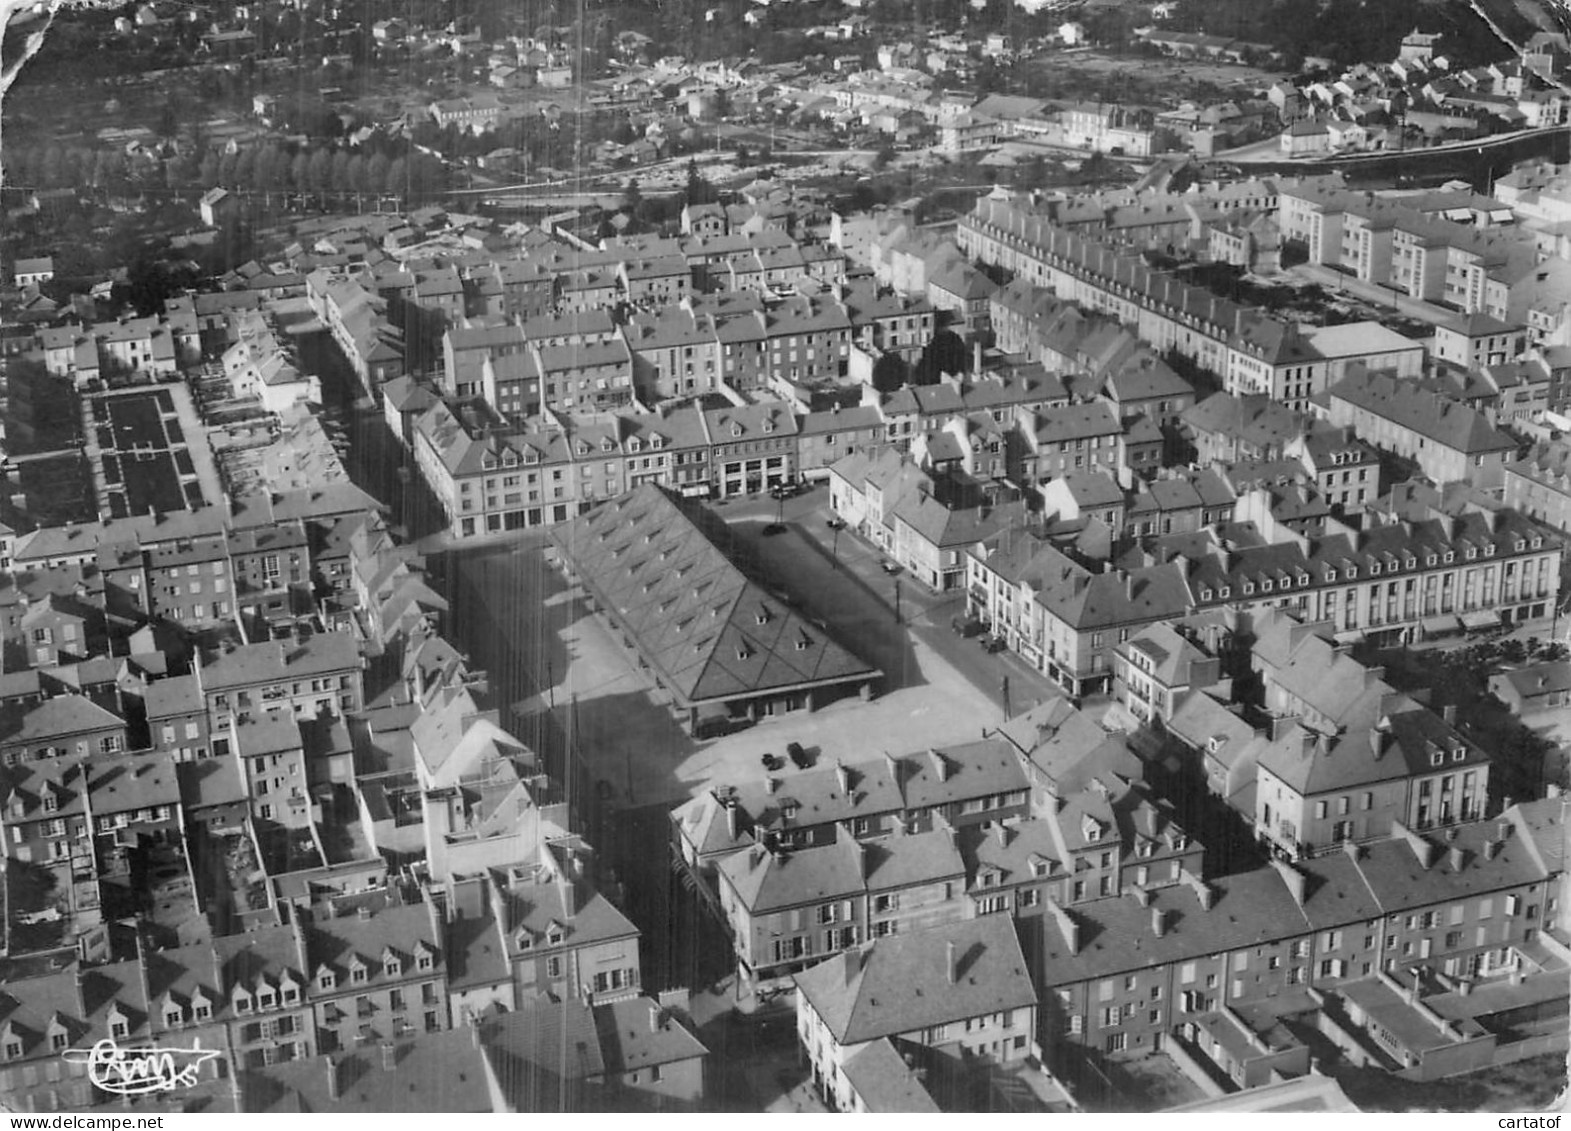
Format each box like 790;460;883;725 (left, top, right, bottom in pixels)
1426;555;1436;566
1452;748;1466;762
414;943;435;972
1243;581;1254;595
255;986;276;1010
1326;569;1338;582
231;986;253;1014
516;930;534;952
1219;586;1231;598
1369;562;1381;576
316;966;337;992
164;1002;184;1028
731;424;743;438
1466;548;1477;560
192;993;213;1022
1200;589;1212;601
1483;544;1495;557
601;437;615;452
1514;540;1525;552
650;434;664;449
279;976;299;1006
348;956;368;985
3;1039;20;1060
107;1006;129;1041
1347;566;1358;578
1531;537;1542;549
546;925;565;946
382;948;402;978
1443;551;1454;563
42;792;58;813
628;437;641;453
762;419;775;434
1431;751;1445;767
1403;557;1415;571
1262;578;1274;592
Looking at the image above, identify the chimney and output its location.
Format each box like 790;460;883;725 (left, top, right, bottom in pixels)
1484;838;1501;860
326;1055;342;1100
1443;703;1457;726
945;940;957;985
994;821;1009;848
726;798;739;841
766;777;779;794
380;1042;397;1072
1448;845;1466;872
836;761;851;796
1151;907;1166;938
929;749;949;782
1270;859;1307;908
647;1003;664;1032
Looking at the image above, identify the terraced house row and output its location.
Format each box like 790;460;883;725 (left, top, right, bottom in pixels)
966;499;1562;698
406;355;1176;539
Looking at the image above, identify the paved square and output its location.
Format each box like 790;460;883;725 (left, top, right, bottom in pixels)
447;528;1010;810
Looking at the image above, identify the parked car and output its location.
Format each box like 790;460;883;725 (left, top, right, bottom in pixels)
761;752;784;771
951;616;985;638
879;560;901;575
825;517;847;530
769;481;808;500
980;635;1006;653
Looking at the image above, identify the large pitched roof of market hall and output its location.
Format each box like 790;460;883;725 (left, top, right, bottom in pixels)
550;485;880;710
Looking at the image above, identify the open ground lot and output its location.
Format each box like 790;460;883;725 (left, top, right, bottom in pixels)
85;385;219;518
1018;48;1284;99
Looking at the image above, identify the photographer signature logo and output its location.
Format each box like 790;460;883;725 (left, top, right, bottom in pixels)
62;1038;221;1096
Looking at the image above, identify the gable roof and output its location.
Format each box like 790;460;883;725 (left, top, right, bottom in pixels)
794;915;1035;1045
548;486;879;709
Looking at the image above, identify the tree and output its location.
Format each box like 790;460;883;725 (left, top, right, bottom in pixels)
683;158;718;206
912;329;969;383
871;352;909;393
307;148;332;194
365;153;390;196
384;156;408;199
330;150;353;195
621;177;642;212
735;143;752;167
157;99;180;142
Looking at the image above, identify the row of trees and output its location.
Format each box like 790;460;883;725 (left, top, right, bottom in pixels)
2;137;451;204
198;143;450;201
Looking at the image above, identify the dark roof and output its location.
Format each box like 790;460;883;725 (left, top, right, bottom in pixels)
794;915;1035;1045
549;486;880;709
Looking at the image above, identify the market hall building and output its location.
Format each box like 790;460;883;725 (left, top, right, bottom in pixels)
549;484;882;734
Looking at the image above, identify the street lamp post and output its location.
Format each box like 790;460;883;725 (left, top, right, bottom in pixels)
831;523;841;569
894;578;902;625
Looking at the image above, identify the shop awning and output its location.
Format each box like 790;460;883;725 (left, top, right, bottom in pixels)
1333;631;1365;645
1461;610;1501;630
679;483;711;498
1421;615;1463;636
